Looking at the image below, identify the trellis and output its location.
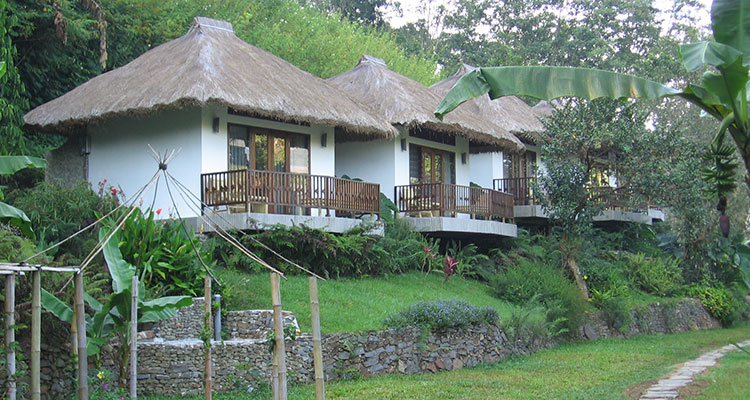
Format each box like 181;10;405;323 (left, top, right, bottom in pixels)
3;148;327;400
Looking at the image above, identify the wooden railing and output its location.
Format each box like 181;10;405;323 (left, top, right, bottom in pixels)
494;177;536;206
394;183;513;220
201;169;380;217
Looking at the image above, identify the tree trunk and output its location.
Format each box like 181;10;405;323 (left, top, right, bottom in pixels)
567;254;589;299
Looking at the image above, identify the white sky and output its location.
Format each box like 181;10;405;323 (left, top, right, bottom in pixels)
384;0;713;33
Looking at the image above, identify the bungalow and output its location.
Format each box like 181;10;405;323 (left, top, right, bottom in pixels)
23;17;398;233
430;64;665;226
328;56;523;238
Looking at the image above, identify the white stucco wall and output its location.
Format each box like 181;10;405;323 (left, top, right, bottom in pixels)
335;138;397;200
469;151;504;189
87;107;202;218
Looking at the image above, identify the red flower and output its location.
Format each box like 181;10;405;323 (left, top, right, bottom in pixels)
110;188;119;195
155;208;162;215
444;255;458;282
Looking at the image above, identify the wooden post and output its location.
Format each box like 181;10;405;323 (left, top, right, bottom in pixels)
309;277;325;400
204;276;212;400
31;269;41;400
75;272;89;400
130;276;138;399
71;308;78;369
271;273;287;400
5;274;16;400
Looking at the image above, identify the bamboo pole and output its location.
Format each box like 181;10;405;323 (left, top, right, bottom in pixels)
271;273;288;400
5;274;16;400
204;276;212;400
75;272;89;400
130;276;138;399
31;269;41;400
71;308;78;368
309;277;325;400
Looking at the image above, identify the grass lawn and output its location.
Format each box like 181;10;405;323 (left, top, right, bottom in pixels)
216;269;515;333
142;324;750;400
687;345;750;399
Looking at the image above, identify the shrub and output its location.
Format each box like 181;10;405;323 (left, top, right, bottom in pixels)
501;298;568;344
383;298;498;332
7;181;118;261
102;208;208;296
626;253;683;296
600;296;632;333
489;259;588;336
687;284;746;326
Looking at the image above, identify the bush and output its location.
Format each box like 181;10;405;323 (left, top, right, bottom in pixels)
7;181;118;261
501;299;568;344
626;253;683;296
383;298;499;332
687;284;746;326
600;296;632;333
102;208;208;296
489;259;588;336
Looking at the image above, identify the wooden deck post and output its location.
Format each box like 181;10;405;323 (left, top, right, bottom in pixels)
309;277;325;400
75;271;89;400
271;273;288;400
31;269;41;400
5;274;16;400
204;276;212;400
130;276;138;399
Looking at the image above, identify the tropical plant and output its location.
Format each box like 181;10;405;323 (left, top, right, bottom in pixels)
42;229;192;384
0;155;45;237
435;0;750;286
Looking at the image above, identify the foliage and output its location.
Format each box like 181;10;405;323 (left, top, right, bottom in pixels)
599;296;633;333
0;0;30;155
624;253;684;297
501;298;568;344
444;240;491;280
209;219;441;278
383;298;498;332
687;284;739;326
89;369;128;400
0;155;45;237
42;229;192;384
489;259;588;336
8;180;117;260
101;207;208;296
0;225;47;263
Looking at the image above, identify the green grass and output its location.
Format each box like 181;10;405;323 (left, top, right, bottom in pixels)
143;324;750;400
216;269;515;333
690;345;750;399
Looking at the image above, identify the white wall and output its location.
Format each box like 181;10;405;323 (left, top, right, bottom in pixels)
469;151;504;189
335;138;397;200
88;107;202;218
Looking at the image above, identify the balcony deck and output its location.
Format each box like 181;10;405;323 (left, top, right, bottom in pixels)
199;169;380;233
493;177;663;225
394;183;516;237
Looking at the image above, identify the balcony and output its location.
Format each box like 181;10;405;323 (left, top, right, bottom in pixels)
199;169;380;233
494;177;663;225
393;183;516;237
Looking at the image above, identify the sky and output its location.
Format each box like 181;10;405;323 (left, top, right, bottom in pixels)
384;0;714;32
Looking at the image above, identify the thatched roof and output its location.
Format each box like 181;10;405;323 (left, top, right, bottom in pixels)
327;55;523;152
24;17;397;139
430;64;544;143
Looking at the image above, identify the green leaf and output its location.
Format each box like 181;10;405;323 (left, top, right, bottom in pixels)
680;41;744;71
140;308;178;323
84;292;104;313
41;289;73;324
735;242;750;289
0;156;46;176
435;66;680;120
140;295;192;313
702;57;750;106
712;0;750;63
0;62;5;79
100;229;135;294
0;201;35;239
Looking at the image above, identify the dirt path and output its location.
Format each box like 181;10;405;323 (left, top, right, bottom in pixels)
633;339;750;399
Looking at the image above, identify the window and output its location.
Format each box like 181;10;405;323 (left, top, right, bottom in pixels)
409;144;456;184
505;150;536;179
227;124;310;174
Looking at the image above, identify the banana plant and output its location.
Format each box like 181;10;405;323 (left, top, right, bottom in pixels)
436;0;750;196
42;229;192;382
0;155;46;238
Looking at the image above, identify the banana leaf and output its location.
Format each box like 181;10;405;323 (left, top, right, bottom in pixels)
0;156;46;176
41;288;73;324
434;66;681;120
711;0;750;63
0;202;35;238
100;229;135;294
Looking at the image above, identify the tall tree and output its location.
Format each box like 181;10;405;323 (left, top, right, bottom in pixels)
1;0;30;155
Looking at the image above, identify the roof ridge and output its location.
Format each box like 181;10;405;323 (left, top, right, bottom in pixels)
193;16;234;33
